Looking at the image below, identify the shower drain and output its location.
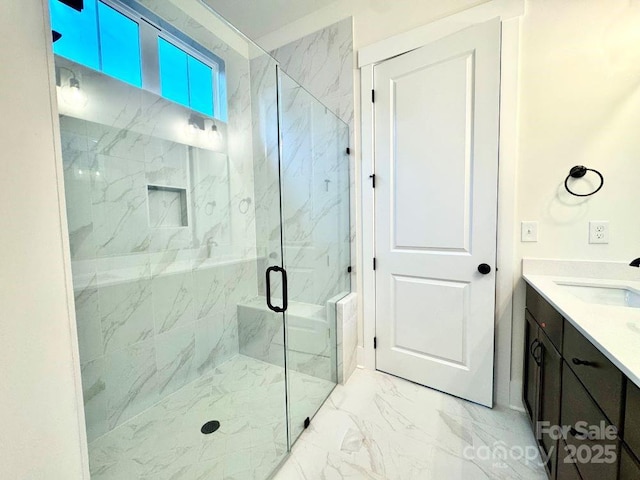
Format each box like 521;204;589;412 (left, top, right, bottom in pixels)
201;420;221;434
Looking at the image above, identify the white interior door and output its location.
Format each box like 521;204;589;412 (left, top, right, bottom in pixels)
373;19;501;407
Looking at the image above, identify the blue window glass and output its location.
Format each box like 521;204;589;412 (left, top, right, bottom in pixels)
188;56;214;117
158;38;189;108
50;0;100;70
98;2;142;86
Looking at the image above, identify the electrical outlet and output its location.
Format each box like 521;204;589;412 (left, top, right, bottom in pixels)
521;221;538;242
589;221;609;244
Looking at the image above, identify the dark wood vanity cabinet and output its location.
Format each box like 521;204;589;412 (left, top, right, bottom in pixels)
525;289;563;478
557;440;584;480
524;283;640;480
560;366;619;480
523;311;539;424
539;332;563;477
619;445;640;480
621;382;640;479
563;321;624;427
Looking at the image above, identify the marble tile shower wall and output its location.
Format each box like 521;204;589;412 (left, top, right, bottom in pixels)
246;21;353;380
137;0;259;261
250;19;354;306
61;116;258;443
58;1;265;444
277;77;351;306
270;18;356;272
250;53;282;294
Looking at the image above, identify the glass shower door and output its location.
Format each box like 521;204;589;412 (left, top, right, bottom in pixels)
277;69;351;444
52;1;290;477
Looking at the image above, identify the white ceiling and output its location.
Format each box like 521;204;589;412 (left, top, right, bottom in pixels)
200;0;338;39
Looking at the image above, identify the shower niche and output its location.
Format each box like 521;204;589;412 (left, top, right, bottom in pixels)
147;185;188;228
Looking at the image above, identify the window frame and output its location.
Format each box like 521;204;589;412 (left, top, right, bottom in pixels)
55;0;227;120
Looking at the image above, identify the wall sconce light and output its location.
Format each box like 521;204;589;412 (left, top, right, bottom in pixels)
188;114;206;132
208;122;221;142
56;66;88;108
186;114;222;146
62;77;88;107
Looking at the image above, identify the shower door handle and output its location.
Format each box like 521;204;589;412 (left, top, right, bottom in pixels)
265;266;288;313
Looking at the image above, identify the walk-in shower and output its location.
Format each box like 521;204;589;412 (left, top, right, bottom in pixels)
50;0;350;477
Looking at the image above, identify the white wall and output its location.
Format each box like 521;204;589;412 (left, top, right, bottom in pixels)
510;0;640;406
256;0;490;52
0;0;88;478
517;0;640;262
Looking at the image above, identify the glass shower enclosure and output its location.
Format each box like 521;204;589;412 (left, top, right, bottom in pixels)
50;0;351;478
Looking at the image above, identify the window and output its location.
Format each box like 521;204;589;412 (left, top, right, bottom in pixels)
50;0;100;70
98;2;142;87
158;39;215;116
158;38;189;107
49;0;225;119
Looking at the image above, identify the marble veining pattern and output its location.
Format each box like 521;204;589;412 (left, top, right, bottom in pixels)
269;18;356;286
276;368;547;480
88;355;333;480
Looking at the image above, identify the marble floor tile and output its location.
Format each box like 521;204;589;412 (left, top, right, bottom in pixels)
87;355;330;480
86;356;543;480
275;368;547;480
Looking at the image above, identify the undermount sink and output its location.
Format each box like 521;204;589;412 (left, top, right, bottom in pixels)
556;282;640;308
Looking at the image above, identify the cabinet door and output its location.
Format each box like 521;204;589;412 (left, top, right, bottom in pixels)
523;311;540;426
619;445;640;480
539;331;562;478
557;440;584;480
561;367;619;480
623;380;640;460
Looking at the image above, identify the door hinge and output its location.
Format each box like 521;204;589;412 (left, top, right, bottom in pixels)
369;174;375;188
373;257;377;270
303;417;310;429
346;147;351;155
374;337;377;349
347;266;352;273
371;89;375;103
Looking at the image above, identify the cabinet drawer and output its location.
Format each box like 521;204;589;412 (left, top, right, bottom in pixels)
620;445;640;480
563;320;624;426
557;440;584;480
624;380;640;459
526;284;563;352
561;367;619;480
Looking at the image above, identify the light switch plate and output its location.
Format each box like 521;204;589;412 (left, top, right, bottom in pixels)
521;221;538;242
589;221;609;244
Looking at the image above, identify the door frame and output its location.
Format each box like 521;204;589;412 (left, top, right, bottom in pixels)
357;0;525;408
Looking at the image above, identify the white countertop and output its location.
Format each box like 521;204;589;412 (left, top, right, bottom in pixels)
523;259;640;389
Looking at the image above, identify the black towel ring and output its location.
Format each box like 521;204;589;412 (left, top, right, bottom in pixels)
564;165;604;197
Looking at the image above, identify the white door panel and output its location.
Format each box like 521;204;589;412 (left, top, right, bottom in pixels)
393;52;473;251
374;19;501;407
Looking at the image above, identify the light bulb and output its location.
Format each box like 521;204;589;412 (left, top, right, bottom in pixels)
185;114;205;138
184;122;198;138
208;123;221;142
62;77;88;108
